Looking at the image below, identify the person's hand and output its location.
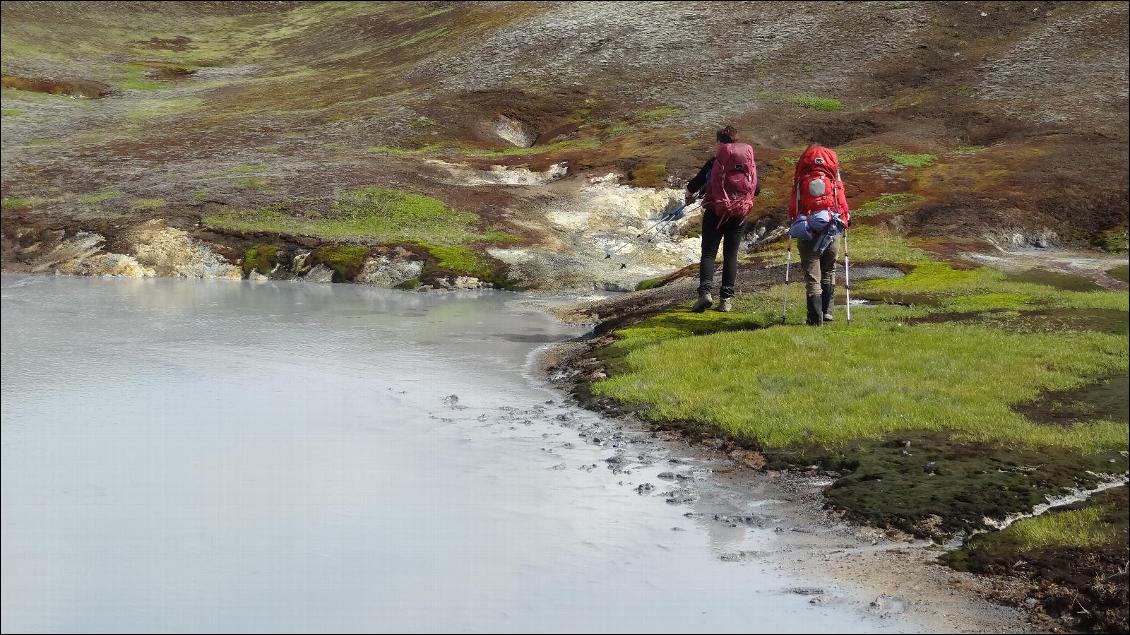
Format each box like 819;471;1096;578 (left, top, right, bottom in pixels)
684;190;696;205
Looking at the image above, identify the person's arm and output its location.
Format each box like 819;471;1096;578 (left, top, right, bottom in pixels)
686;158;713;202
836;170;850;226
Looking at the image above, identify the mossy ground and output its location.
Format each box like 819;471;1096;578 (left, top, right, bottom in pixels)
942;486;1129;633
202;187;514;283
311;245;368;282
203;187;481;244
588;228;1128;544
241;244;278;276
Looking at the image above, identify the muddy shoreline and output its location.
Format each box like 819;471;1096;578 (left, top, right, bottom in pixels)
534;336;1040;633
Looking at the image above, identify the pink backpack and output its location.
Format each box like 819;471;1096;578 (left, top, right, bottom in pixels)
706;142;757;223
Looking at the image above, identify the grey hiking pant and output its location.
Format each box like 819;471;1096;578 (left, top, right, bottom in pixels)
798;235;838;296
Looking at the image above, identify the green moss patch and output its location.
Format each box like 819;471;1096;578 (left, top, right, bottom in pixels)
1095;230;1128;253
855;193;922;218
1107;263;1129;283
227;163;267;174
788;95;844;111
890;152;936;168
78;190;123;204
770;432;1126;537
639;105;683;122
460;138;599;159
366;143;445;157
130;198;166;210
427;244;493;278
241;244;279;276
311;245;368;282
203;187;480;245
858;262;1129;313
1;195;46;209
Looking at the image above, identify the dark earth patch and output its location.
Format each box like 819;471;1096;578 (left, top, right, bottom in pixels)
764;432;1128;539
942;486;1129;634
1;75;113;98
905;308;1129;335
1014;374;1130;428
1005;268;1104;292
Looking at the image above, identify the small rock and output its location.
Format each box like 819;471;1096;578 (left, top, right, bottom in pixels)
784;587;824;596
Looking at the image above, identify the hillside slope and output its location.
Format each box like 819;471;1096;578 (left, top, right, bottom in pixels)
2;1;1127;288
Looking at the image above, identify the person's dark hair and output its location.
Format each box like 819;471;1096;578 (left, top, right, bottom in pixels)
716;126;737;144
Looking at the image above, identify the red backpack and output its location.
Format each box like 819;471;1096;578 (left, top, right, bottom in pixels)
794;145;842;216
706;142;757;223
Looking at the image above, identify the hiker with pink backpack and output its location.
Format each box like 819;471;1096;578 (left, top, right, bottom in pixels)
787;145;851;326
686;126;760;313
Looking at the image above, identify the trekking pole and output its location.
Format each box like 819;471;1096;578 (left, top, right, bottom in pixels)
604;199;698;261
781;236;792;324
843;228;852;323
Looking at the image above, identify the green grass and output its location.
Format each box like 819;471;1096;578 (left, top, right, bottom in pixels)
428;244;493;278
854;193;922;218
1;196;46;209
1095;230;1129;252
130;198;166;210
592;241;1129;452
460;138;599;158
1109;263;1129;283
1001;505;1116;551
117;64;168;91
788;95;843;111
639;105;683;122
481;228;521;244
1;107;23;117
366;143;445;157
193;189;210;201
203;187;480;245
593;306;1128;450
237;178;269;189
859;262;1129;312
890;152;937;168
78;190;122;204
228;163;266;174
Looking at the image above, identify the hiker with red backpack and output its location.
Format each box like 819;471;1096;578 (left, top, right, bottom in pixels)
686;126;759;313
787;144;850;326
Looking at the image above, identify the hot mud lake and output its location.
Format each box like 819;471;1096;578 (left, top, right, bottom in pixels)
1;275;1014;633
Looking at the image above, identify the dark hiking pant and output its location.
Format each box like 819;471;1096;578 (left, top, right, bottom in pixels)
798;235;839;296
698;209;744;299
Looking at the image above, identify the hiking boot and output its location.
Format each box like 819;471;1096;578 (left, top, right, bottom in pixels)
691;291;713;313
821;283;835;322
717;297;734;313
806;294;824;326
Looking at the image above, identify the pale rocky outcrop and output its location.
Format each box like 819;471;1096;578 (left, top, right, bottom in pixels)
124;220;241;279
303;264;335;283
355;256;423;287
